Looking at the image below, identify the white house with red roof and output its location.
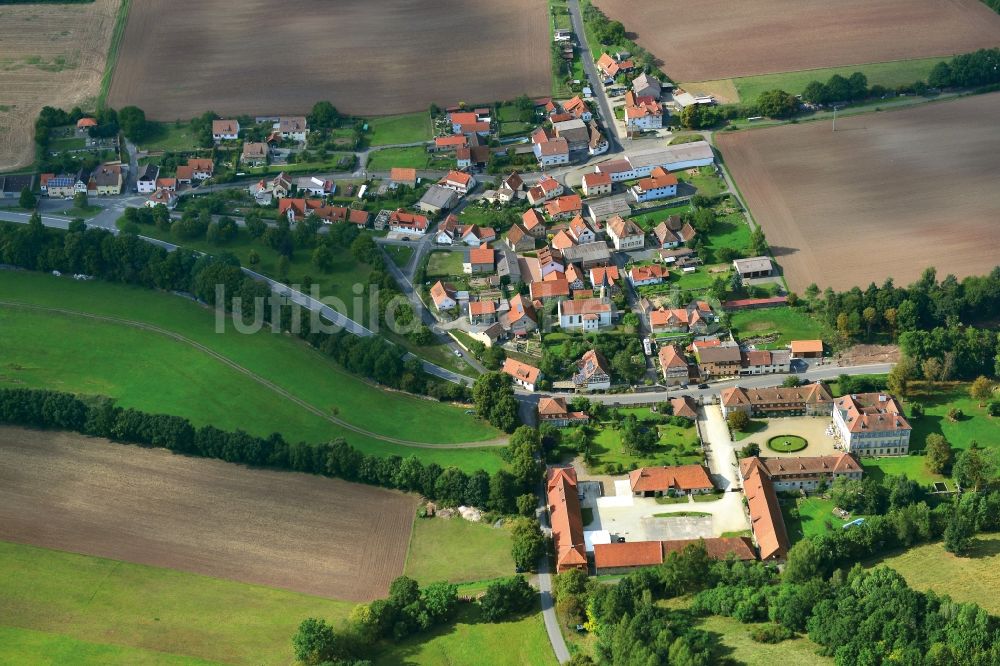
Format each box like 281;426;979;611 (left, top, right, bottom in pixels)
630;167;678;202
502;358;541;392
558;298;612;331
438;170;476;196
582;171;612;197
833;393;912;456
388;209;429;235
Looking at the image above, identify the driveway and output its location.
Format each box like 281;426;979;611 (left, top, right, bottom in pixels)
740;416;839;457
701;405;741;490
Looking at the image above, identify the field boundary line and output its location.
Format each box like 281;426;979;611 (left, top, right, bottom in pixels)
97;0;132;109
0;300;507;449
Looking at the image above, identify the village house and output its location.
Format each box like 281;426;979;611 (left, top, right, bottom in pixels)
438;170;476;196
537;397;589;427
37;173;53;195
740;349;792;375
582;171;612;197
596;52;634;80
534;136;570;167
659;344;691;386
590;265;621;294
551;229;576;251
417;185;459;215
630;167;678;203
501;293;537;336
547;468;587;573
188;158;214;180
278;198;322;222
588;120;609;156
155;178;177;192
624;91;664;132
720;383;834;418
671;395;699;420
241;142;270;167
595;142;715;182
790;339;824;358
459;224;496;247
497;248;523;285
564;264;586;291
468;300;497;326
832;393;912;456
535;247;565;278
146;188;177;209
296;176;336;196
174;165;194;185
529;279;570;303
136;164;158;194
553;118;591;153
563;95;593;121
573;349;612;391
733;256;775;280
741;454;863;493
430;281;457;311
505;223;534;252
90;164;123;196
606;215;645;251
567;215;596;244
389;167;418;189
433;135;468;152
652;216;696;249
503;358;542;392
276;116;309;142
558;297;613;331
522;209;547;238
496;171;524;204
463;246;495;274
696;344;743;378
388;209;429;235
545;194;583;221
632;73;663;100
211;119;240;142
593;538;757;576
527;175;564;205
649;301;713;334
742;461;789;561
250;172;292;204
434;215;461;244
629;465;714;497
629;264;668;287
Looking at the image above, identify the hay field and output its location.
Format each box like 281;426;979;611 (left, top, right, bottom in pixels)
0;0;120;171
107;0;550;120
0;427;418;601
591;0;1000;82
716;94;1000;292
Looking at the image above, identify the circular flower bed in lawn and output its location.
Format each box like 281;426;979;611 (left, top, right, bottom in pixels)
767;435;808;452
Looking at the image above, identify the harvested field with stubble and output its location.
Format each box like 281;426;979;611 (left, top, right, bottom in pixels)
0;427;418;602
0;0;119;171
591;0;1000;83
717;94;1000;293
108;0;550;120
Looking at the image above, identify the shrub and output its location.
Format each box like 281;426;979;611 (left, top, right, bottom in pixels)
750;623;795;644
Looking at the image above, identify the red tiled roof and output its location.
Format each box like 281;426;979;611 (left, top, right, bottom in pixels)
594;541;663;570
469;300;496;316
659;344;688;370
547;468;587;572
834;393;911;434
742;461;789;561
544;194;582;217
662;537;757;561
791;339;824;354
671;396;698;420
530;279;570;300
390;167;417;184
628;465;713;493
468;247;494;265
582;172;611;188
504;357;541;385
522;209;545;231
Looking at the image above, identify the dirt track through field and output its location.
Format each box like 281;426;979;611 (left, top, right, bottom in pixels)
593;0;1000;82
0;427;418;601
107;0;550;120
716;95;1000;292
0;0;119;171
0;300;507;448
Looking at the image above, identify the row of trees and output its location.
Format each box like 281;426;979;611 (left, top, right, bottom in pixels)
0;387;536;514
292;574;536;664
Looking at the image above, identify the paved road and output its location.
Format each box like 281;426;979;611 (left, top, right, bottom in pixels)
701;405;742;491
535;488;571;664
567;0;621;150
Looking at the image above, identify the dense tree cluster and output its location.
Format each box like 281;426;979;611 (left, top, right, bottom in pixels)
801;267;1000;380
472;372;520;432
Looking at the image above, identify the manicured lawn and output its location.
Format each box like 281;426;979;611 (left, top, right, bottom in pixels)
385;244;414;269
0;271;503;471
781;496;851;543
730;307;828;349
138;122;202;153
0;626;219;665
427;250;466;278
47;136;86;152
364;112;433;147
731;419;767;442
587;411;702;472
367;146;454;171
243;156;355;176
632;204;693;230
670;266;723;291
404;517;514;586
373;603;555;666
501;121;534;137
767;435;808;452
0;540;353;665
497;103;533;123
870;534;1000;614
677;166;726;197
728;56;944;104
653;511;712;518
703;216;752;256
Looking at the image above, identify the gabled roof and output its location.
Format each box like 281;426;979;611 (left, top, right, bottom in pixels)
576;349;610;380
628;465;713;493
594;541;663;570
390;167;417;184
551;229;576;251
740;454;861;480
590;265;620;287
440;170;473;187
429;280;456;307
469;300;496;316
720;383;833;407
522;208;545;231
503;357;541;384
630;264;668;282
560;297;611;316
662;537;755;561
607;214;643;239
507;293;537;325
506;223;529;245
742;460;790;560
467;247;495;265
834;393;911;433
530;279;570;300
502;171;524;190
212;119;239;135
538;137;569;156
670;396;698;420
658;344;688;370
791;339;824;354
546;467;587;570
582;171;611;188
544;194;582;217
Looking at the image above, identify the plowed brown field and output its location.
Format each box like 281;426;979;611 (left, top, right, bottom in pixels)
592;0;1000;82
0;427;418;601
107;0;550;120
0;0;119;171
717;95;1000;292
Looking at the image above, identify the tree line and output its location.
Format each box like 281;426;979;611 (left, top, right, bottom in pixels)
292;574;536;665
0;387;539;513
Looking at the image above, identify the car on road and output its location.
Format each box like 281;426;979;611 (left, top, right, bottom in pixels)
697;383;710;389
453;349;462;357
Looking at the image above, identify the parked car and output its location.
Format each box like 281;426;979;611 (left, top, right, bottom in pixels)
697;383;709;389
